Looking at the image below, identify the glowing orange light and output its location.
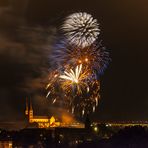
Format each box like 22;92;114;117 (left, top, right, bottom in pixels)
54;74;58;78
85;58;88;62
50;116;55;125
78;60;82;63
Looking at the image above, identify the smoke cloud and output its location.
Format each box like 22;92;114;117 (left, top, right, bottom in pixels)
0;4;58;121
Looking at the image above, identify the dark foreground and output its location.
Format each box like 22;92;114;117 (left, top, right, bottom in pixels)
1;125;148;148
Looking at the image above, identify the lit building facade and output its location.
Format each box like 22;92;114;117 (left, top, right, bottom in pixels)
25;99;60;128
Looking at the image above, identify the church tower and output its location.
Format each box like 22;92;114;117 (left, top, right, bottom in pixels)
29;99;34;122
25;98;29;116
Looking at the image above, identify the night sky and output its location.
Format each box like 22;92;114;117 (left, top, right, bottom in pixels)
0;0;148;122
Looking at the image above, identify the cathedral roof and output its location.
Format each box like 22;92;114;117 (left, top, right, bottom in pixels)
33;116;49;119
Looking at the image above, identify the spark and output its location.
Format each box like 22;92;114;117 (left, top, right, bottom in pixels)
95;97;98;106
82;109;85;116
52;98;56;104
87;86;90;93
93;106;95;112
46;83;51;89
46;91;51;98
72;106;75;114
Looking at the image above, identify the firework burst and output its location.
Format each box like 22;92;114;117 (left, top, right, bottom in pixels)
50;41;110;77
59;64;89;94
45;12;110;117
62;12;100;48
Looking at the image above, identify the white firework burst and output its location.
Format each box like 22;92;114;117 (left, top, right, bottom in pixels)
59;64;89;94
59;64;83;84
62;12;100;48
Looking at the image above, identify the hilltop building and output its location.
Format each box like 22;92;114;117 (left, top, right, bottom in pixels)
25;98;60;128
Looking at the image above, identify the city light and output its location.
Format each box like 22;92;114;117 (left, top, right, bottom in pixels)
94;126;98;132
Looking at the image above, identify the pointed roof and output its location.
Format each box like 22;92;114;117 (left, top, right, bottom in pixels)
30;98;33;110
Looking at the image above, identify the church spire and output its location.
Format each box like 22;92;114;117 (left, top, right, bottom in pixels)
25;98;29;115
30;98;33;111
29;98;33;121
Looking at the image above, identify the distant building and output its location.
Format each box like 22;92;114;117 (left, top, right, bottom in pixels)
25;98;60;128
0;141;12;148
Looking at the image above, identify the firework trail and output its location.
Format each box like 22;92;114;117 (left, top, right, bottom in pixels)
46;64;101;116
62;12;100;48
68;80;100;116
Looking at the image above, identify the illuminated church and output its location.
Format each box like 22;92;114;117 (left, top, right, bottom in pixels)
25;99;60;128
